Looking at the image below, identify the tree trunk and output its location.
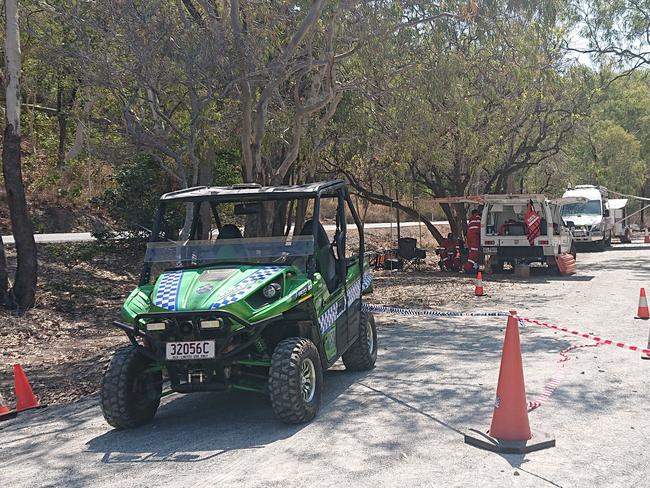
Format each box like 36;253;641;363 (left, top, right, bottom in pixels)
642;184;647;228
198;153;214;240
0;236;9;307
3;127;37;312
293;198;309;237
3;0;37;313
56;85;68;167
440;204;459;237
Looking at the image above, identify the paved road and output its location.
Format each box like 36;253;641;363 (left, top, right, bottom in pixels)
0;222;448;245
1;243;649;487
1;232;97;244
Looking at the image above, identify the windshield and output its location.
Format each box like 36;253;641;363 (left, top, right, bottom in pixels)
561;200;601;216
145;235;314;267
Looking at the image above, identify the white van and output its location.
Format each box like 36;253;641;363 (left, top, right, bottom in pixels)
561;185;613;250
481;194;576;273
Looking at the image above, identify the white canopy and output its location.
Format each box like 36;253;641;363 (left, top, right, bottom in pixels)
606;199;628;210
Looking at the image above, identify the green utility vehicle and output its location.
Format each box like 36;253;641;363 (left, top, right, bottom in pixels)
101;180;376;429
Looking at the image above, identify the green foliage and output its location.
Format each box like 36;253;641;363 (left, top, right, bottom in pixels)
213;151;242;186
46;244;99;270
536;71;650;196
101;154;169;229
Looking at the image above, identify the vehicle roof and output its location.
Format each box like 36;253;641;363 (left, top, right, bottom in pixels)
483;194;548;203
160;180;347;203
563;186;603;201
432;194;548;204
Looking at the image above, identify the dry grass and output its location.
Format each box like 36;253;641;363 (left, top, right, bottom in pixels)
0;243;142;406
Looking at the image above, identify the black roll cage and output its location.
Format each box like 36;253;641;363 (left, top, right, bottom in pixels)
139;181;365;287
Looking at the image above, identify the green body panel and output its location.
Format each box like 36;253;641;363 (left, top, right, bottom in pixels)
121;258;372;364
123;264;319;328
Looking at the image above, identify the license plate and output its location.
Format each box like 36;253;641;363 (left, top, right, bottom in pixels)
484;247;498;255
166;341;215;360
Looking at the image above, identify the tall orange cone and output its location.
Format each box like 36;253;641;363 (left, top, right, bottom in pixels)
13;364;40;412
635;288;649;320
474;271;484;297
645;228;650;244
465;313;555;453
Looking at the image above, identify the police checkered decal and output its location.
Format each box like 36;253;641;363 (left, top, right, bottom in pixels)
346;279;362;304
362;272;373;291
320;273;373;335
209;266;283;310
154;270;183;311
319;302;342;335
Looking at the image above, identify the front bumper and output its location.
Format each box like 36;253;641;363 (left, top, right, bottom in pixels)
573;235;602;242
113;310;281;392
488;246;547;259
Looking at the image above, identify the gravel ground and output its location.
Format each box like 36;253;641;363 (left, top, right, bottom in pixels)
1;242;649;487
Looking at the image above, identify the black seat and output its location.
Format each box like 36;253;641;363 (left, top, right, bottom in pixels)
217;224;243;239
300;219;339;292
216;224;244;260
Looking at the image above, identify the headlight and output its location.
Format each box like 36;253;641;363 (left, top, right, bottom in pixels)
201;319;222;329
146;322;166;331
263;283;281;299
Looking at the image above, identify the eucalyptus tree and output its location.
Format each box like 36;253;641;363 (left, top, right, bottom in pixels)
2;0;38;312
330;0;586;238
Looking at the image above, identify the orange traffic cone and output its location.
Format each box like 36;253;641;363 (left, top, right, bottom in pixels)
465;313;555;453
474;271;484;297
13;364;40;412
645;228;650;244
636;288;650;320
0;391;14;420
556;254;577;276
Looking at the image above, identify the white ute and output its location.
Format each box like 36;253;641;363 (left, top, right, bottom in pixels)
481;194;577;274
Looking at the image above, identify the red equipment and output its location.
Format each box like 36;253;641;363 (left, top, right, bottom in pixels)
524;200;541;246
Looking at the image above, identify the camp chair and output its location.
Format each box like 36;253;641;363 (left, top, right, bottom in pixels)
397;237;426;270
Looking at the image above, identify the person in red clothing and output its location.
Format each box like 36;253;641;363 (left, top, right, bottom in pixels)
438;233;462;271
463;208;482;272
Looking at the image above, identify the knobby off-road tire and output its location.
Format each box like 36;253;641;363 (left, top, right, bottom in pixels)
101;345;162;430
269;338;323;424
342;311;378;371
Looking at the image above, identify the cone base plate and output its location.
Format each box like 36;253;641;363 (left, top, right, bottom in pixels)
0;410;17;422
464;428;555;454
15;404;46;414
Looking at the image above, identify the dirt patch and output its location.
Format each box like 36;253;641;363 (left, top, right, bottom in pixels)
0;192;114;235
0;241;143;406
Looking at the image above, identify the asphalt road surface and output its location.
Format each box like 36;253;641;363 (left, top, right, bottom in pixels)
1;243;649;487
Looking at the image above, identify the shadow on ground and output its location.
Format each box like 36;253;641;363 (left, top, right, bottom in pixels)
1;314;620;488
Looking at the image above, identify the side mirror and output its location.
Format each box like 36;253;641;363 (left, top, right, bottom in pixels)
603;209;610;218
565;221;575;228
